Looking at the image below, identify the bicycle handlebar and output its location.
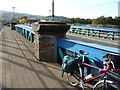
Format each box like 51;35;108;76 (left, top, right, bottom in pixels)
102;60;110;72
73;51;110;72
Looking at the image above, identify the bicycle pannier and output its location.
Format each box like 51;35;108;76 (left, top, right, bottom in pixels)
62;55;77;77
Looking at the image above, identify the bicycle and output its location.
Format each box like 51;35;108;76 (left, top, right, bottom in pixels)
66;50;118;90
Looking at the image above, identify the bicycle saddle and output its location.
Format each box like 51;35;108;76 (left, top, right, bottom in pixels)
79;50;89;55
102;53;120;58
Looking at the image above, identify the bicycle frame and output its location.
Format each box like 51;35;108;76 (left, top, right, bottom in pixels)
66;50;113;90
79;60;110;90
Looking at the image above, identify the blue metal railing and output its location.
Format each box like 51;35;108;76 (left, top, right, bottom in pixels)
15;24;120;61
15;25;34;43
57;39;120;62
68;26;120;40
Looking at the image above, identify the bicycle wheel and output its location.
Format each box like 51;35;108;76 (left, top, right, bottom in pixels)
93;81;118;90
67;68;80;86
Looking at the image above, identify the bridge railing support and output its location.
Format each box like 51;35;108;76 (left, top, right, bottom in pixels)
32;22;70;62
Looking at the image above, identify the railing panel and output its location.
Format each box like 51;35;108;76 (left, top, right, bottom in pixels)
57;39;120;62
15;25;35;44
69;25;120;40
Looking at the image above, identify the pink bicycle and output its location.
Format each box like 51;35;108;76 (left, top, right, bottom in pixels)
67;50;119;90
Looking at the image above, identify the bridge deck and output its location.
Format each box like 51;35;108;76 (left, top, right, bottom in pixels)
1;26;82;89
0;26;119;89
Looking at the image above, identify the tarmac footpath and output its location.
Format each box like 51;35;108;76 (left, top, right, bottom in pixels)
0;26;95;89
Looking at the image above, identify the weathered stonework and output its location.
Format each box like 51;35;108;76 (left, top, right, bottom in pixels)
11;21;17;30
32;21;70;62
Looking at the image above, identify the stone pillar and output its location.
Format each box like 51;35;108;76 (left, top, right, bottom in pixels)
32;22;70;63
11;21;16;30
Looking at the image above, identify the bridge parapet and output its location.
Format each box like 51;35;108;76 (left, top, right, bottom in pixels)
15;24;119;62
68;26;120;40
57;38;120;62
14;24;120;83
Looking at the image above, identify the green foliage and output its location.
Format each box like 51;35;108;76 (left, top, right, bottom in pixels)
114;17;120;25
19;18;27;24
92;17;106;24
92;16;120;25
60;16;120;25
63;18;92;24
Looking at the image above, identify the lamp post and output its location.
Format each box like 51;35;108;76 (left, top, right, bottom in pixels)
11;7;16;30
52;0;55;20
12;7;15;21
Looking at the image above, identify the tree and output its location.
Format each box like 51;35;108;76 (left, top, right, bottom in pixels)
59;16;120;25
60;19;64;22
19;18;27;24
92;19;97;24
92;17;106;24
19;16;28;24
22;16;28;20
105;17;115;25
86;19;92;24
71;18;76;23
114;16;120;25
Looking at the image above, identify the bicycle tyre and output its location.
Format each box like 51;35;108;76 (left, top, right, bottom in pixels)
93;81;118;90
67;68;80;87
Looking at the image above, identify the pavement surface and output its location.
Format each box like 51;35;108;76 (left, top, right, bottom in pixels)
0;26;95;89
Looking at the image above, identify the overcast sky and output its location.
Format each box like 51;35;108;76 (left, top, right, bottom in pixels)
0;0;119;19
